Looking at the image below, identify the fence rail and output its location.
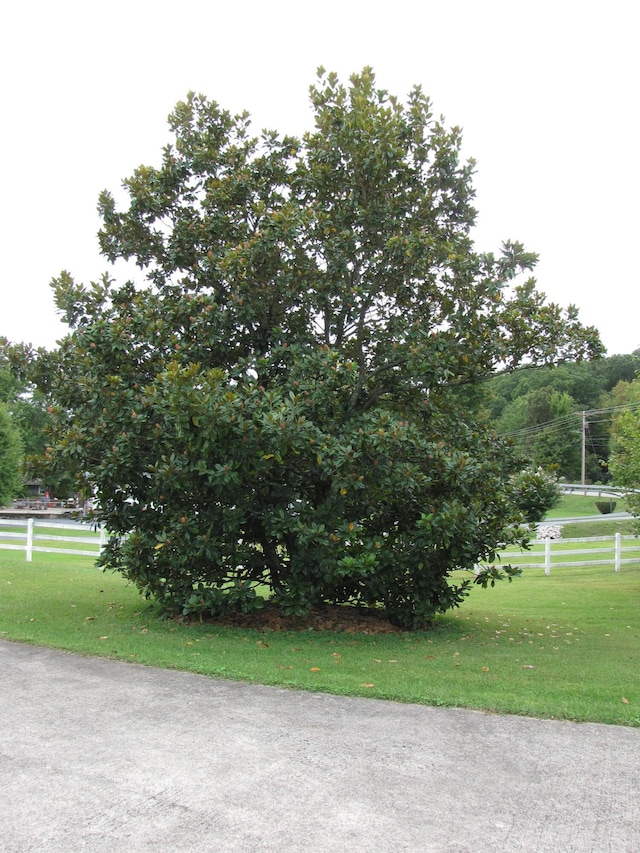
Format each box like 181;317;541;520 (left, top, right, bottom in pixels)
480;533;639;575
0;518;106;561
2;519;638;573
559;484;639;497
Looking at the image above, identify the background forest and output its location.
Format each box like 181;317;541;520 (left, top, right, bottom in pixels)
484;351;640;483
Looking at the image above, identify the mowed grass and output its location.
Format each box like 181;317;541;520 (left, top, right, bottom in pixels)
542;494;637;538
546;493;629;519
1;549;638;726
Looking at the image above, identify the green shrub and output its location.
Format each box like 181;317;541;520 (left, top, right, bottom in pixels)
32;71;601;628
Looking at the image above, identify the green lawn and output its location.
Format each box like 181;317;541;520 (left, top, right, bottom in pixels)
546;493;629;519
542;494;637;538
1;549;638;726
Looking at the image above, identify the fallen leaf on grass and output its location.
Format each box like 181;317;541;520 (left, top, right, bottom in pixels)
482;667;490;672
98;636;109;640
622;697;629;704
361;683;375;688
310;667;320;672
523;665;536;669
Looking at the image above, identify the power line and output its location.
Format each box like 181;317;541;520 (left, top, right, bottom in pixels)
504;400;640;440
506;413;581;440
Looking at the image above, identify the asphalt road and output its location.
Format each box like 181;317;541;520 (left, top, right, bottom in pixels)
1;640;639;852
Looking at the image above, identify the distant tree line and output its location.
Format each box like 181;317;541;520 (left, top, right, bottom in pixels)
0;338;73;504
483;351;640;482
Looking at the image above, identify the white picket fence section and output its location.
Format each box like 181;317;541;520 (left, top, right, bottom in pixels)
1;519;638;573
481;532;639;576
0;518;107;561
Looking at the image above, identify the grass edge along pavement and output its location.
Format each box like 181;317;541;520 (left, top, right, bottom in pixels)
0;544;638;728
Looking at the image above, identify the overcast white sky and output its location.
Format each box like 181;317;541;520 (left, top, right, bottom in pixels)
1;0;638;355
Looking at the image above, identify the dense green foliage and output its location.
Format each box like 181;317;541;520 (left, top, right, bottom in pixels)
0;401;23;505
507;467;561;522
31;69;601;627
1;339;63;496
609;378;640;528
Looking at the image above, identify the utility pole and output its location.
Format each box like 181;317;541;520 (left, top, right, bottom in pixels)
581;410;587;495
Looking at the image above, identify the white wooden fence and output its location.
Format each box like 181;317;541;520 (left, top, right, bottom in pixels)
480;532;639;576
0;518;106;561
1;519;638;573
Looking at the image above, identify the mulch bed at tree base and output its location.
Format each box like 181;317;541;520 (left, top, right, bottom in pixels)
200;602;411;634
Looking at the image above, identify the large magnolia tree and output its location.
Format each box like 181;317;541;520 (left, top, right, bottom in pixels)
33;69;602;627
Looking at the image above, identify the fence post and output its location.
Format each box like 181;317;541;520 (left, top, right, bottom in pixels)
26;518;33;562
545;537;551;575
615;532;621;572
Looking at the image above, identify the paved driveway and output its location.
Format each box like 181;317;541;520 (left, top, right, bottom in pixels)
1;639;638;852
